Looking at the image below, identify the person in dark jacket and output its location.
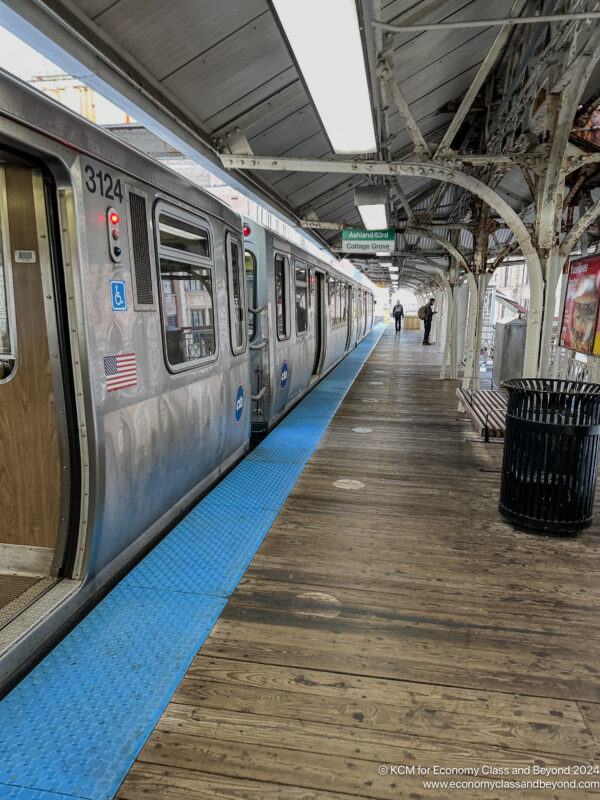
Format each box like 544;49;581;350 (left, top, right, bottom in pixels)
423;298;436;345
392;302;404;332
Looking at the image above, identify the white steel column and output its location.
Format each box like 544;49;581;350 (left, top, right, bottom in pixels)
537;246;561;378
450;285;460;380
472;273;491;390
440;284;458;380
456;280;469;367
461;273;479;391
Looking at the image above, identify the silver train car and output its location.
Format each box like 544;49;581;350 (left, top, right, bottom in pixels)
0;70;374;693
243;221;375;433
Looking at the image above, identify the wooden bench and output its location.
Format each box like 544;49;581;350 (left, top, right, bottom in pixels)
456;388;508;441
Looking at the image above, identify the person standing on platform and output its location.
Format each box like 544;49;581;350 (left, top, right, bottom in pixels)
392;302;404;332
422;298;436;345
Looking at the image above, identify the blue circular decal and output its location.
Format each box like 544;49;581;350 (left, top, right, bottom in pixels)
235;384;244;424
280;360;289;390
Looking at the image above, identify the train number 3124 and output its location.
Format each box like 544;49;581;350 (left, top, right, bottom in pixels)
84;165;123;202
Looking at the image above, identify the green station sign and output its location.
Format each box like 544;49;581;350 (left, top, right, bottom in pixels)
341;228;395;254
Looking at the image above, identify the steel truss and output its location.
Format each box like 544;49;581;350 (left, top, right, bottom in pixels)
220;1;600;381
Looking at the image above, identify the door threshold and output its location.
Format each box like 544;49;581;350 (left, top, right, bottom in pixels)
0;575;58;632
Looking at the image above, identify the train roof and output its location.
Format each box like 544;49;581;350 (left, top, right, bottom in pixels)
0;68;240;230
0;70;374;293
246;219;375;292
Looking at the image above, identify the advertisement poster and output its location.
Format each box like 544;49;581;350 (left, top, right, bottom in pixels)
560;255;600;354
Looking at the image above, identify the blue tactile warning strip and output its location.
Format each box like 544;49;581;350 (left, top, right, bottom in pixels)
0;789;77;800
0;324;384;800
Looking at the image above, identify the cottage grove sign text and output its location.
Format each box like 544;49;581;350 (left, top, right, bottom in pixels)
342;228;395;254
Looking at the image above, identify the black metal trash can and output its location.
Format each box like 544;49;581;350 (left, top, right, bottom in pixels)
499;378;600;534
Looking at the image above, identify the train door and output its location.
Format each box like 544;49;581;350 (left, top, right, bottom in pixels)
312;270;325;377
0;159;71;578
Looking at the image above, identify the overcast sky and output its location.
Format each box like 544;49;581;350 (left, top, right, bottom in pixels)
0;26;130;122
0;26;61;79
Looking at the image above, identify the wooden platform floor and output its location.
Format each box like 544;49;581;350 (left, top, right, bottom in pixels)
117;327;600;800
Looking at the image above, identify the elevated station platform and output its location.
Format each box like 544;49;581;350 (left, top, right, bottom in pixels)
4;326;600;800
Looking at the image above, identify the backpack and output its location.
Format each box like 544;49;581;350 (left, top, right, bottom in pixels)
418;304;428;321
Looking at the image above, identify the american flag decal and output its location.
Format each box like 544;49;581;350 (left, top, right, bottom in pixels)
104;353;137;392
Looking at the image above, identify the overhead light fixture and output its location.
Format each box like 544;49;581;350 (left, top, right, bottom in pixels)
271;0;377;154
355;185;389;231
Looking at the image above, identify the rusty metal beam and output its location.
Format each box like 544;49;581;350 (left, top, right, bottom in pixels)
373;12;600;34
220;152;543;372
435;0;527;155
376;59;430;157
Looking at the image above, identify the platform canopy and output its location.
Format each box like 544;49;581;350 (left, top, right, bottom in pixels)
2;0;600;372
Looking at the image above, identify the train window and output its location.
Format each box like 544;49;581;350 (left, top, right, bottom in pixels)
245;250;257;340
159;257;216;367
295;260;308;334
332;281;338;325
308;266;314;307
158;214;210;258
190;310;204;343
328;277;336;323
275;254;289;340
0;256;13;380
226;234;246;355
155;203;217;371
329;277;347;326
0;175;15;381
337;282;344;325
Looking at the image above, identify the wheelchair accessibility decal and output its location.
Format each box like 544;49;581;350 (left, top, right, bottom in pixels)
235;384;244;424
110;280;127;312
280;360;288;390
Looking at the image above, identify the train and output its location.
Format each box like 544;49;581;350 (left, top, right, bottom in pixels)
0;70;375;692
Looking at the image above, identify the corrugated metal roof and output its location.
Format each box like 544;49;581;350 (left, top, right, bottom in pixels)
1;0;557;287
